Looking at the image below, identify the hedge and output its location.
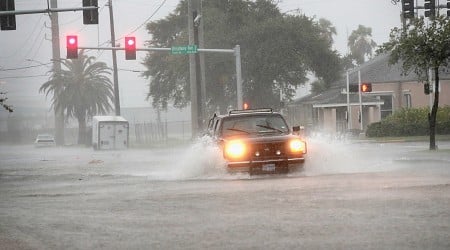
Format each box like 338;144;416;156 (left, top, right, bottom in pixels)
366;106;450;137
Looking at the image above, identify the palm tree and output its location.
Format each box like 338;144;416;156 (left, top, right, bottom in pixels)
1;92;13;113
40;51;114;145
347;25;377;65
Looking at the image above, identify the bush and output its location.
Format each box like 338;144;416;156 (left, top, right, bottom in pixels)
366;106;450;137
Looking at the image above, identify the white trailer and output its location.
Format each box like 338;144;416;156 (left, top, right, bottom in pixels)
92;116;129;150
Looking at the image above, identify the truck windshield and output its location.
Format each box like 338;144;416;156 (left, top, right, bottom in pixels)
221;114;289;137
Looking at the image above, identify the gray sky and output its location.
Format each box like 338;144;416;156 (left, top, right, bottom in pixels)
0;0;404;109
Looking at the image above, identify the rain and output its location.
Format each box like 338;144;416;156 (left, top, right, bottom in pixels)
1;0;450;249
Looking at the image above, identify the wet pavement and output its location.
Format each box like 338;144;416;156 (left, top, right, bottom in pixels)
0;139;449;249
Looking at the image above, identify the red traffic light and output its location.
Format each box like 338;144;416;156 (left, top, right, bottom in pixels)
361;82;372;93
124;37;136;60
243;102;249;110
66;35;78;59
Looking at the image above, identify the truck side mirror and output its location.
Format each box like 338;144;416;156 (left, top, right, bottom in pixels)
292;126;304;136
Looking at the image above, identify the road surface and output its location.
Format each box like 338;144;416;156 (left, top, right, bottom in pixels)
1;138;449;249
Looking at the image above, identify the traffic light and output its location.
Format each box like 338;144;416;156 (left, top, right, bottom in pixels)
424;0;436;17
82;0;98;25
243;102;249;110
349;84;359;93
402;0;415;19
447;1;450;17
66;35;78;59
124;37;136;60
0;0;16;30
361;83;372;93
424;83;431;95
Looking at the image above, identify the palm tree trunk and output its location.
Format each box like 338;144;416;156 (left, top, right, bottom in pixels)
77;114;87;145
429;67;440;150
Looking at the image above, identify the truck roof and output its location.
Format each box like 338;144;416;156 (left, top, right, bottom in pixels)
92;116;128;122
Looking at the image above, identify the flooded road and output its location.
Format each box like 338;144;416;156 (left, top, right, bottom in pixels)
1;138;450;249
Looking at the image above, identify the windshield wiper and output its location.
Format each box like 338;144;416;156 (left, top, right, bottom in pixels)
227;128;250;134
256;124;283;133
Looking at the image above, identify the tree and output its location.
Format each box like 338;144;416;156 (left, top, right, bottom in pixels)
0;92;13;113
143;0;342;112
40;51;114;145
378;15;450;150
348;25;377;65
317;18;337;46
310;79;327;95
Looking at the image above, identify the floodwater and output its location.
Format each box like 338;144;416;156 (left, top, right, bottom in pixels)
1;137;450;249
1;136;449;181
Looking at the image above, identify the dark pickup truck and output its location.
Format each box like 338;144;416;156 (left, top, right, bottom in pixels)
206;108;307;174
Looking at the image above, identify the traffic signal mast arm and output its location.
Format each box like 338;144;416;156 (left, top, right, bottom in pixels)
0;6;98;16
77;46;236;53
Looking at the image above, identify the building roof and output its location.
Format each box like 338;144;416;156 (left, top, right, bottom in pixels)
290;85;382;108
292;53;450;106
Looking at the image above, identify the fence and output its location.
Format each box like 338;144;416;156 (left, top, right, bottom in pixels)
131;120;192;146
0;120;192;146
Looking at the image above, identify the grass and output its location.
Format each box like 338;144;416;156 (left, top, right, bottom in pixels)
367;134;450;143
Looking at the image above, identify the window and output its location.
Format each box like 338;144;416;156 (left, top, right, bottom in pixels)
380;95;393;119
404;93;412;108
221;114;289;137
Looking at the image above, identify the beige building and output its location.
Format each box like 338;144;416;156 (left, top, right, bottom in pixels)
287;54;450;135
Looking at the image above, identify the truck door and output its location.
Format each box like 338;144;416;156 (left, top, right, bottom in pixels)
114;123;128;149
100;123;115;150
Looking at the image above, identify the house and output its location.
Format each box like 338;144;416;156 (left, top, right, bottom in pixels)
287;53;450;135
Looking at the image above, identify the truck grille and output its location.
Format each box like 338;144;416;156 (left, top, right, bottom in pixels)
251;142;286;160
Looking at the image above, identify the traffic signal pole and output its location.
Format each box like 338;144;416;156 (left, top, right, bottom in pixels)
346;71;352;130
358;70;363;131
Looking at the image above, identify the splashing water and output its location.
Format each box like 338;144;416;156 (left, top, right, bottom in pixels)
173;136;228;179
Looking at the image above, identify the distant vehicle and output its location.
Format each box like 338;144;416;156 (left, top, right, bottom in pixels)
34;134;56;147
92;116;129;150
206;108;307;175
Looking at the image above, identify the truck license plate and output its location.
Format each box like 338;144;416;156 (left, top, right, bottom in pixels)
262;164;276;172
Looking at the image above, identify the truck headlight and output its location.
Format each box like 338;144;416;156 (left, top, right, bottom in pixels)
224;140;247;159
289;139;306;154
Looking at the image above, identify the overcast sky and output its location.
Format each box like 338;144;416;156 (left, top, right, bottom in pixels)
0;0;405;109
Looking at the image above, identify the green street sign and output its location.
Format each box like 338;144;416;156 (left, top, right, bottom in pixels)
171;45;198;55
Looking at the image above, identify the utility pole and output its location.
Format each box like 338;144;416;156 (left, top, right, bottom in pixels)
50;0;64;145
198;1;206;129
188;0;203;138
107;0;120;116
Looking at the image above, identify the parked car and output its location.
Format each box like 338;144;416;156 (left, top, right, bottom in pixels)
34;134;56;147
206;108;307;174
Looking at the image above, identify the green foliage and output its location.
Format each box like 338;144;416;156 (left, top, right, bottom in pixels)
310;79;327;95
347;25;377;65
378;15;450;81
143;0;342;111
366;107;450;137
378;14;450;149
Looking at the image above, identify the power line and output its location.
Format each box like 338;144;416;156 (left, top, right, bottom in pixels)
0;15;46;59
89;0;168;53
0;74;48;80
0;63;52;71
125;0;167;36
